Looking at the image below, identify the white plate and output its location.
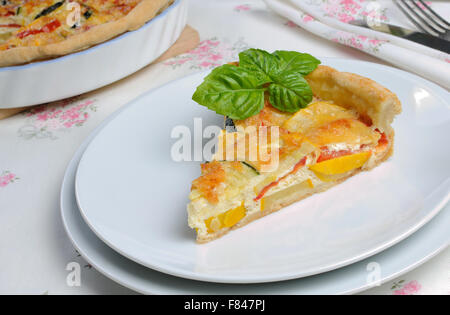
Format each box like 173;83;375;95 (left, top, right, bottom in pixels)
0;0;187;109
61;120;450;294
75;59;450;284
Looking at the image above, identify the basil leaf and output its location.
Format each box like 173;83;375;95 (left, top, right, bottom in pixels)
268;71;313;112
192;48;321;119
192;64;266;120
238;48;279;83
272;50;321;75
239;49;318;112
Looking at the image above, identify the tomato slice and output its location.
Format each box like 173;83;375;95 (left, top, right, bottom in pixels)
0;24;21;28
317;148;356;163
318;129;389;162
17;29;42;39
254;157;307;201
42;20;61;33
253;130;390;201
0;11;15;17
377;132;388;146
17;19;61;39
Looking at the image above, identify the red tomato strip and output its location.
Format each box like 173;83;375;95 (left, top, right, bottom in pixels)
17;29;42;39
0;24;21;28
316;148;356;163
254;157;307;201
42;20;61;33
254;130;389;201
0;11;15;17
318;130;389;162
17;19;61;39
377;132;388;146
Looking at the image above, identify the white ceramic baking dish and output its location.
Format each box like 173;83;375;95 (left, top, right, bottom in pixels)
0;0;187;109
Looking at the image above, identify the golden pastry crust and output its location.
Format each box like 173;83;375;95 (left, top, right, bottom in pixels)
305;65;402;135
0;0;171;67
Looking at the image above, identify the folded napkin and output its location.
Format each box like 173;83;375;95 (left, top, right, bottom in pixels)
264;0;450;89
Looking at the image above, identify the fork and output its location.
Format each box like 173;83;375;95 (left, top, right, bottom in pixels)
395;0;450;40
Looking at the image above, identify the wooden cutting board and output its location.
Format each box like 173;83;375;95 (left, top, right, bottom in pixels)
0;25;199;120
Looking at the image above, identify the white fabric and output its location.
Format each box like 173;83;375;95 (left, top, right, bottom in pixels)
0;0;448;295
264;0;450;89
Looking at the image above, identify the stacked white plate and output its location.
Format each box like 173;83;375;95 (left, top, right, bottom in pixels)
61;58;450;294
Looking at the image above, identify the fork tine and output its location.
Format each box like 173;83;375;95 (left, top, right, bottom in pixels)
396;0;441;36
410;0;449;32
418;0;450;29
402;0;446;34
395;0;434;35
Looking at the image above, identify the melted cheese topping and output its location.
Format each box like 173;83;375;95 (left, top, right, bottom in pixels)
0;0;142;50
305;118;380;147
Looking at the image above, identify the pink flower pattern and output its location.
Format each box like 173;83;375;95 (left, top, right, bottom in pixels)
302;15;314;23
18;97;97;140
316;0;388;23
234;4;251;12
285;20;298;28
163;37;250;70
285;14;314;28
331;31;387;52
0;171;18;188
392;280;422;295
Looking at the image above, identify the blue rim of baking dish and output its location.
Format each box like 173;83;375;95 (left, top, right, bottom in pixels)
0;0;181;72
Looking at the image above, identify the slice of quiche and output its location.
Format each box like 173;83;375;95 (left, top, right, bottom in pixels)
188;50;401;243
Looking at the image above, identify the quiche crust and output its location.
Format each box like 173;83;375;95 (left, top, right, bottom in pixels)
305;65;402;136
0;0;172;67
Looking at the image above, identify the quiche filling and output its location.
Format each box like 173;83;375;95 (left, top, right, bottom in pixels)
188;101;390;239
187;49;401;243
0;0;172;65
0;0;142;48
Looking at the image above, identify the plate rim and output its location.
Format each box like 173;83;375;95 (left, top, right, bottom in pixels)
74;59;450;283
60;119;450;294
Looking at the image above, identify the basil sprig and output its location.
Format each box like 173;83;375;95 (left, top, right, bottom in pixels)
192;49;320;120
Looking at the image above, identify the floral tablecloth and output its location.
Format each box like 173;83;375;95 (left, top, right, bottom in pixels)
0;0;448;295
